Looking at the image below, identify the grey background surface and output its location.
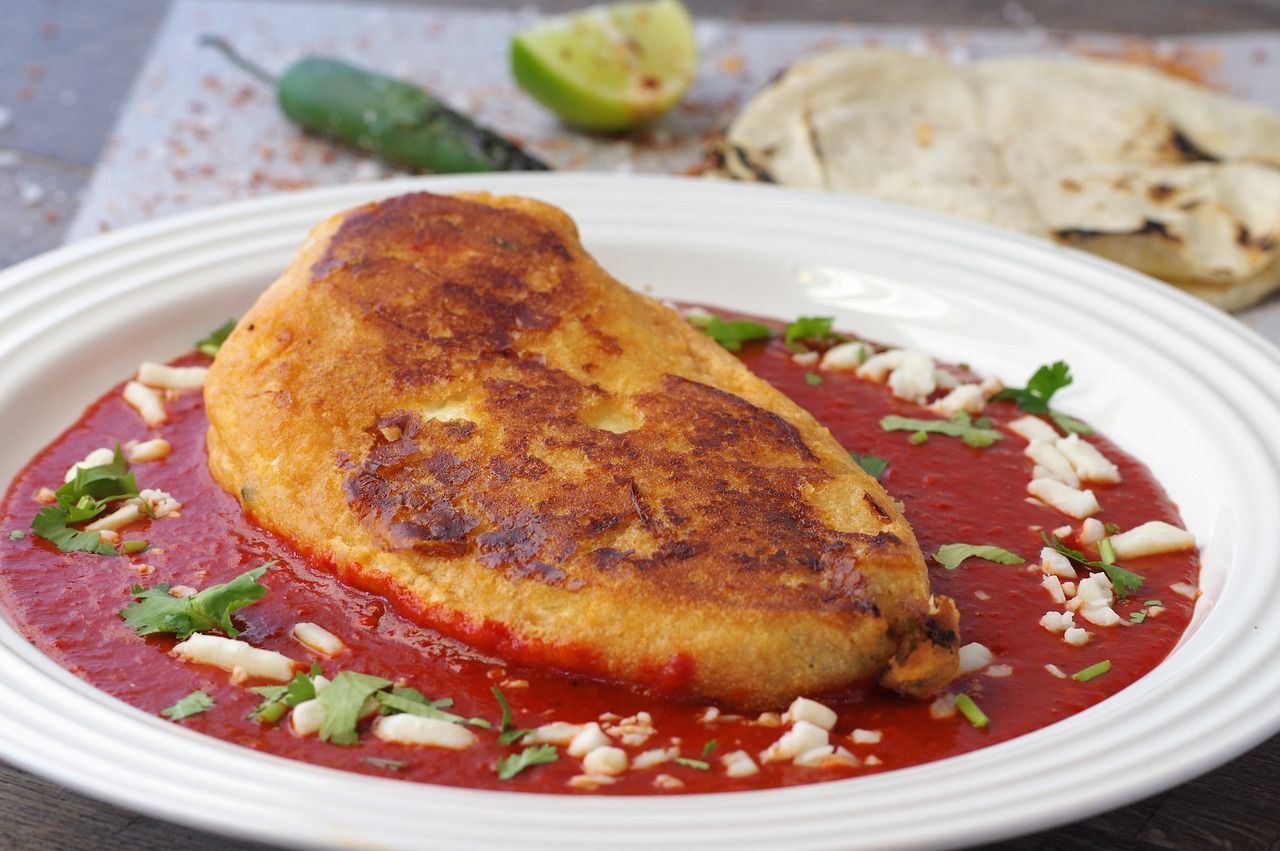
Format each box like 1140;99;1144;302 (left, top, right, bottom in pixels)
1;1;1278;849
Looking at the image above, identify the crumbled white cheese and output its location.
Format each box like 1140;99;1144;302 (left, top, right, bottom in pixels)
793;745;837;767
1079;518;1106;545
604;712;655;747
1027;478;1100;519
134;488;181;519
171;633;296;681
137;362;208;391
64;447;115;483
855;349;907;382
1007;415;1059;443
292;622;345;657
290;699;325;736
652;773;685;790
373;714;476;750
934;369;960;390
985;664;1014;678
1042;574;1066;605
791;350;820;366
698;707;720;724
1070;573;1115;611
754;711;783;727
582;746;628;776
980;376;1004;397
784;696;837;731
1024;441;1080;487
168;585;197;598
760;720;828;763
974;590;991;601
1055;434;1121;484
85;503;142;532
523;722;585;747
1053;525;1072;539
849;729;882;745
566;723;611;758
1039;611;1075;634
886;352;937;402
1040;547;1077;579
864;755;883;767
957;642;994;674
1063;627;1091;646
930;384;986;416
1062;581;1077;598
929;694;957;720
820;340;870;371
1080;604;1121;627
630;747;679;770
1044;664;1068;679
721;750;760;778
1170;582;1198;600
123;381;168;426
1109;521;1196;559
567;774;616;791
126;438;172;463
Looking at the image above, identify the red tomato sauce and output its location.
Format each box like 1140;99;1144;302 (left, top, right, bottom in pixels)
0;326;1199;794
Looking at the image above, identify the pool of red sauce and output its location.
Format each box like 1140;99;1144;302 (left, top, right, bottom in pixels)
0;324;1199;795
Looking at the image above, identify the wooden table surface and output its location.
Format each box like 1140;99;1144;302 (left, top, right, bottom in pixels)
2;0;1279;848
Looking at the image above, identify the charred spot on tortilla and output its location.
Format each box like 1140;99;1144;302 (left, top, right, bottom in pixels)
204;190;959;710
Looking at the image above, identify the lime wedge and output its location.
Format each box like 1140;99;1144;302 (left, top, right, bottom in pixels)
511;0;698;132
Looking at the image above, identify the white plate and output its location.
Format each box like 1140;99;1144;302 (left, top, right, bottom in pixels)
1;174;1278;850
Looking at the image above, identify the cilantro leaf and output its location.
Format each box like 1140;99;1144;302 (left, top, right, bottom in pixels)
849;452;888;480
120;564;271;639
933;544;1024;570
673;757;710;770
497;744;559;780
804;371;823;386
31;506;117;555
315;671;392;746
196;318;237;357
702;739;718;758
701;317;773;352
31;446;140;556
783;316;836;351
993;362;1094;435
376;688;491;729
161;690;214;720
1042;533;1144;598
250;666;319;723
492;686;535;745
881;413;1003;448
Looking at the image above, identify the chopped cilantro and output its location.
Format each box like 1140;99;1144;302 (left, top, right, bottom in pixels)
804;371;823;386
1042;533;1143;599
315;671;392;746
783;316;836;351
376;688;491;729
196;318;237;357
673;757;710;770
1129;610;1148;625
992;361;1093;435
1098;537;1117;565
849;452;888;480
161;690;214;720
120;564;272;639
1072;660;1111;683
700;317;774;352
933;544;1024;570
31;446;140;556
497;744;559;780
250;665;319;724
492;686;534;745
909;430;929;445
881;413;1003;448
1145;599;1163;606
701;739;718;758
954;694;989;728
8;530;24;541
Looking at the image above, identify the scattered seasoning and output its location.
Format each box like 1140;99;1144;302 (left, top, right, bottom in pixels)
161;690;214;720
954;694;989;728
7;530;23;540
120;564;272;639
31;445;140;556
1072;660;1112;683
933;544;1024;570
804;371;823;386
699;316;774;352
1130;599;1164;624
492;686;533;745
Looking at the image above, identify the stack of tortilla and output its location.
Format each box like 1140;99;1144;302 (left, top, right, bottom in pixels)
722;49;1280;311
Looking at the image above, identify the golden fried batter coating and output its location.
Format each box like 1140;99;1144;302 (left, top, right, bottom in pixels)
204;191;957;708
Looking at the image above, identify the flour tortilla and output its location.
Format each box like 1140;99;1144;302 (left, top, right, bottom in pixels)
723;49;1280;311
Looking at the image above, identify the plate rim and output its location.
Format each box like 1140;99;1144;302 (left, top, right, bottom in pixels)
1;172;1279;851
